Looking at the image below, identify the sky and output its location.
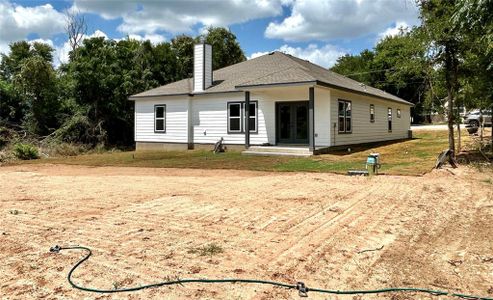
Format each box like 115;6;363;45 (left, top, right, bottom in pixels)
0;0;420;68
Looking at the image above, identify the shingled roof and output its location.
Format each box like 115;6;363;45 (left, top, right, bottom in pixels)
130;51;412;105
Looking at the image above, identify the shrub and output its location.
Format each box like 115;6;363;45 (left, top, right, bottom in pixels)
13;143;39;160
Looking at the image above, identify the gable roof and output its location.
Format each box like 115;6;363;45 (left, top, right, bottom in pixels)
130;51;412;105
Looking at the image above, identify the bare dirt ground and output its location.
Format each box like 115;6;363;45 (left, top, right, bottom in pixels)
1;164;493;300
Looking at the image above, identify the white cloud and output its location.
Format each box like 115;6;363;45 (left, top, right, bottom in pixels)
127;34;166;44
0;0;65;54
378;21;410;40
249;43;346;68
73;0;284;35
265;0;419;42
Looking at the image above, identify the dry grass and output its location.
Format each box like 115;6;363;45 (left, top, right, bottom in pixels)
11;130;488;176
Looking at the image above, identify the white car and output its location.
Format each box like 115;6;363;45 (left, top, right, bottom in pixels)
464;109;492;127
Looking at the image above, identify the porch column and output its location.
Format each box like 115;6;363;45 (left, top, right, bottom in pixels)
309;87;315;152
245;91;250;148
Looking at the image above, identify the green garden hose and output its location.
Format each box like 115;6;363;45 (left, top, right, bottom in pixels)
50;245;493;299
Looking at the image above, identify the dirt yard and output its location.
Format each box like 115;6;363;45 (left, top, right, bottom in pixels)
1;164;492;299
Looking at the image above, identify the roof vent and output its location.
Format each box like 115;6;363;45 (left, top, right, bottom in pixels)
268;52;275;55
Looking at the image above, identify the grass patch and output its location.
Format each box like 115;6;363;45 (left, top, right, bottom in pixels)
188;243;224;257
14;131;463;176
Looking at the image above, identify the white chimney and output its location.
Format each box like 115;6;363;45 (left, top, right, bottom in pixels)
193;43;212;92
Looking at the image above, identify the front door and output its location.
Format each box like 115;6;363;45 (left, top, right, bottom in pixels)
276;101;309;144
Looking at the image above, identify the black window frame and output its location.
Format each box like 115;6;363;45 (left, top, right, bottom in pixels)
227;102;243;133
154;104;166;133
388;107;393;132
338;99;352;134
370;104;375;123
227;101;258;134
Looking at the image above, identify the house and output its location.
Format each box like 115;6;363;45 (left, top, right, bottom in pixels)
129;43;413;155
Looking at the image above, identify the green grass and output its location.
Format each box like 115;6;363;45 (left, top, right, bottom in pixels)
16;131;456;176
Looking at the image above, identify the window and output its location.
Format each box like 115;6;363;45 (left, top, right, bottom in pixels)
338;100;352;133
370;104;375;123
227;101;258;133
388;108;392;132
154;105;166;132
228;102;242;133
397;108;401;118
246;102;257;132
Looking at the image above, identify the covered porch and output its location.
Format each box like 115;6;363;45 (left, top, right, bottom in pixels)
240;83;331;156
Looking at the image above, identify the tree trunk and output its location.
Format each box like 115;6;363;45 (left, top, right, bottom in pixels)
444;45;456;156
457;122;461;153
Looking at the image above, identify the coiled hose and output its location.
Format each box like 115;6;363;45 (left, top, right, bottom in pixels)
50;245;493;299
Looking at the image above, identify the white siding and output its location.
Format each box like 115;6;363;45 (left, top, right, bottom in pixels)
193;45;204;92
329;89;411;146
192;93;270;145
135;97;189;143
133;86;411;148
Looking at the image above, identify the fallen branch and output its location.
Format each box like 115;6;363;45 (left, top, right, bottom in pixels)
357;245;384;254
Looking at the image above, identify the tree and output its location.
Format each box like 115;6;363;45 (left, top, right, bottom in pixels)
65;9;87;55
15;55;59;134
454;0;493;148
171;35;196;79
419;0;463;156
0;41;59;132
202;27;246;70
331;50;375;85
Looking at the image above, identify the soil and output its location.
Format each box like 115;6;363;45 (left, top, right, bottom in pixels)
1;164;492;299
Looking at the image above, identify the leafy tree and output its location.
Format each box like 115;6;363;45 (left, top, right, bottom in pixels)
202;27;246;70
15;55;59;134
454;0;493;146
331;50;375;85
419;0;464;155
171;34;196;79
0;41;59;133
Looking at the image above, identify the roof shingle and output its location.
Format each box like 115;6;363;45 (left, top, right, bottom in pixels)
130;52;412;105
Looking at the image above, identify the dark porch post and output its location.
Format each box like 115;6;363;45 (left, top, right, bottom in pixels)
245;91;250;148
309;87;315;152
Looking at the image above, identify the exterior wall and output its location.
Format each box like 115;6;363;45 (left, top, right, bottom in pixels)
193;45;204;92
134;96;189;144
255;86;331;147
133;86;411;150
329;89;411;146
192;92;270;145
204;44;212;88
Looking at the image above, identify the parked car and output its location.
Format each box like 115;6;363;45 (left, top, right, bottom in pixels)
464;109;492;127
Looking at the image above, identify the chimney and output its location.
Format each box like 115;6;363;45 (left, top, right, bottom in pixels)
193;43;212;92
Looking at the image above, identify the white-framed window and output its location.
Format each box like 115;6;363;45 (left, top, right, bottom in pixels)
388;107;393;132
338;100;352;133
397;108;401;118
227;101;258;133
370;104;375;123
154;105;166;133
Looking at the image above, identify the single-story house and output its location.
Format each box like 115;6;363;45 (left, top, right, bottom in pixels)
129;43;413;155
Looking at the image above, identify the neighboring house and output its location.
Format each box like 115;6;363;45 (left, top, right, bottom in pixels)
130;43;413;155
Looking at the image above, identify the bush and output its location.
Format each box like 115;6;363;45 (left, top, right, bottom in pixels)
40;142;88;157
13;143;39;160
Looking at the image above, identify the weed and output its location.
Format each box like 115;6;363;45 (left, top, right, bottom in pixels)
481;178;492;184
9;209;20;215
188;243;224;256
13;143;39;160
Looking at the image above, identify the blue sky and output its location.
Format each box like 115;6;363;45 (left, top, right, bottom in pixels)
0;0;420;67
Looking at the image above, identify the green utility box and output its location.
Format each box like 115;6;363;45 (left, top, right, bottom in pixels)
366;153;381;175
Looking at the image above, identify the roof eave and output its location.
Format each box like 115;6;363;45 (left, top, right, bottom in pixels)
315;80;414;106
235;80;317;90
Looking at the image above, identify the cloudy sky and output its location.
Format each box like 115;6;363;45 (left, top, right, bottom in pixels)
0;0;420;67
